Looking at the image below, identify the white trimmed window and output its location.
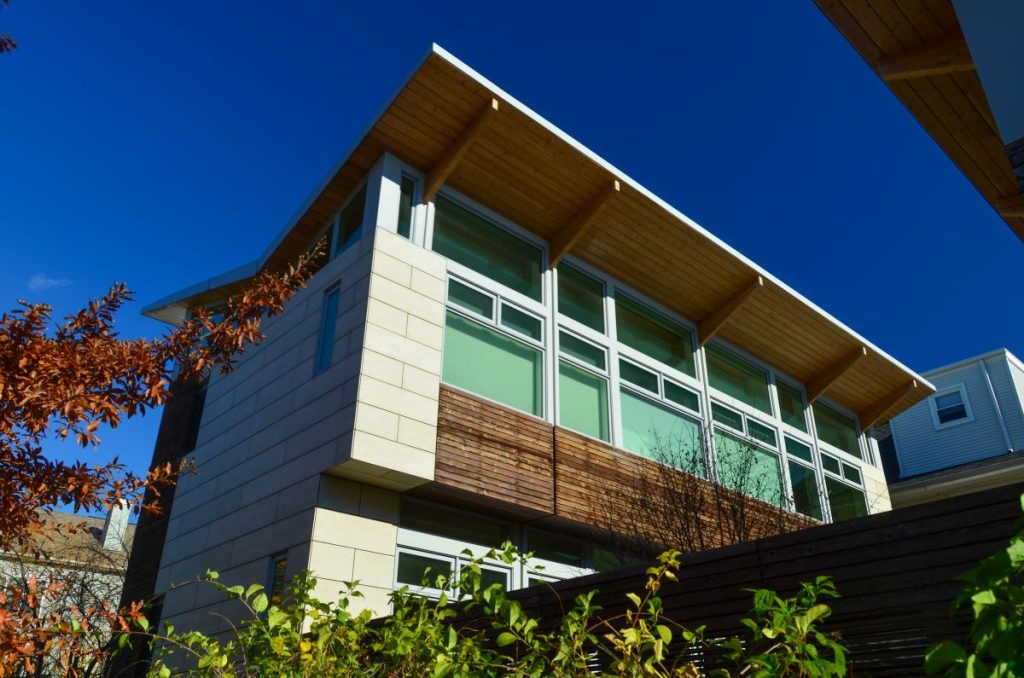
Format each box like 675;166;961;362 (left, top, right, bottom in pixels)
930;386;972;428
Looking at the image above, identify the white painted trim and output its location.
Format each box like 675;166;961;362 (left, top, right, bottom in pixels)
928;383;975;430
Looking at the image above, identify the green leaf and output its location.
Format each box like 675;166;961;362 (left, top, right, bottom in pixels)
626;592;642;608
252;592;269;614
496;632;517;647
925;641;967;674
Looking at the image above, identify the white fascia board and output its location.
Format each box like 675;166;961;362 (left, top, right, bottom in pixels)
428;45;932;391
921;348;1017;378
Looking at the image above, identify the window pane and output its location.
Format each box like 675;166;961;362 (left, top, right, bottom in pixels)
448;279;493;318
714;430;784;506
558;264;605;332
400;501;510;546
934;392;963;410
478;567;509;590
501;304;542;341
711;402;744;431
788;462;822;520
559;332;606;370
432;196;542;301
615;294;694;376
784;437;813;463
559;361;609;442
705;344;771;414
825;477;867;521
813;403;861;458
315;287;340;374
665;381;700;413
842;463;862;485
820;453;841;475
747;420;778;448
526;528;583;566
937;401;968;424
396;552;452;587
619;359;658;393
335;185;367;255
776;380;807;432
621;388;705;476
442;312;543;416
397;175;415;239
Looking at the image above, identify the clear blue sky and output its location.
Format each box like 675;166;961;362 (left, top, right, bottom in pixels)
2;1;1021;495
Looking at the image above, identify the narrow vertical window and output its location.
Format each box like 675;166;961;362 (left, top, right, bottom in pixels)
335;185;367;256
776;380;808;432
315;286;340;374
266;552;288;607
397;175;416;239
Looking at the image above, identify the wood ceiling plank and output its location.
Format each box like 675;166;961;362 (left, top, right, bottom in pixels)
877;36;974;81
424;98;500;202
859;380;920;431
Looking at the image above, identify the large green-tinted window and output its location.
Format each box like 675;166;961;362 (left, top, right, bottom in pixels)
432;196;543;301
396;552;452;587
335;185;367;255
788;462;822;520
558;361;609;442
776;380;807;432
825;477;867;521
714;430;784;506
813;403;861;458
705;345;771;415
615;294;694;376
620;388;704;476
442;312;543;416
558;264;605;332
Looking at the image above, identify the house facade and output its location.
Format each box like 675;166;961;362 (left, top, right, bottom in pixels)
881;348;1024;506
121;46;933;645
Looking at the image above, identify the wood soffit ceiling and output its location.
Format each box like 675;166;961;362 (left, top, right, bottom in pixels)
816;0;1024;242
147;47;934;427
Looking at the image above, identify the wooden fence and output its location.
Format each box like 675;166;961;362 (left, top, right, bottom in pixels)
500;482;1024;675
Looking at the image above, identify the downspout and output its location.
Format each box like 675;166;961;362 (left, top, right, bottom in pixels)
980;359;1013;453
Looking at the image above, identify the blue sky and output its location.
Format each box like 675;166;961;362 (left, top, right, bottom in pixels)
2;1;1021;497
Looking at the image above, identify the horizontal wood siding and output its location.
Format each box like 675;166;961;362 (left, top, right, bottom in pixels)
426;388;813;547
490;483;1024;675
428;387;555;517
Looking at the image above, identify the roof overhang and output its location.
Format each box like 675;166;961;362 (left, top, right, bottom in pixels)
144;44;934;426
815;0;1024;242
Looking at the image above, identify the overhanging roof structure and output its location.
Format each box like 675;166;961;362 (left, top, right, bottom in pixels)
144;45;934;428
815;0;1024;242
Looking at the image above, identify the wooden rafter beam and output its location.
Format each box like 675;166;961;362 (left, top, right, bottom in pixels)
877;35;974;82
698;276;765;346
860;380;920;432
424;98;499;202
549;180;620;266
995;196;1024;219
806;346;868;404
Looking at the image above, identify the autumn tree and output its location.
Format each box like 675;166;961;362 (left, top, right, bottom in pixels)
0;245;321;675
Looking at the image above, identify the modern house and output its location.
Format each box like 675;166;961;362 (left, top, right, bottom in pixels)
120;45;934;647
879;348;1024;507
815;0;1024;242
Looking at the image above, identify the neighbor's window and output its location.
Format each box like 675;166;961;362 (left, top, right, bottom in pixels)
557;264;605;332
776;380;808;432
933;389;969;425
397;175;416;239
615;294;695;376
813;402;862;459
705;344;771;415
620;388;705;476
713;430;784;506
314;285;341;374
335;185;367;255
442;311;543;417
432;196;543;301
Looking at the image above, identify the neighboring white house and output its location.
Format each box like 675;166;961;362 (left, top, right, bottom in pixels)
882;349;1024;506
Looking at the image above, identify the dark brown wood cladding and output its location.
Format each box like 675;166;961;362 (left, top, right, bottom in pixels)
477;483;1024;675
423;387;814;548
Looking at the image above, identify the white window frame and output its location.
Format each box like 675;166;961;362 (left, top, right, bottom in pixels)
928;384;974;430
810;396;870;468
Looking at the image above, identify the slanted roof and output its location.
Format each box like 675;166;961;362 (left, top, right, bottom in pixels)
143;45;933;428
815;0;1024;242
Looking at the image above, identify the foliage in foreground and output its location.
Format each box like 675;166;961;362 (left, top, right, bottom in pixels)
141;547;847;677
925;494;1024;677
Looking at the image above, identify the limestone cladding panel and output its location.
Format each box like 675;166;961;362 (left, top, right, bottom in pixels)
860;463;892;513
308;476;401;618
338;228;446;489
154;235;376;631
